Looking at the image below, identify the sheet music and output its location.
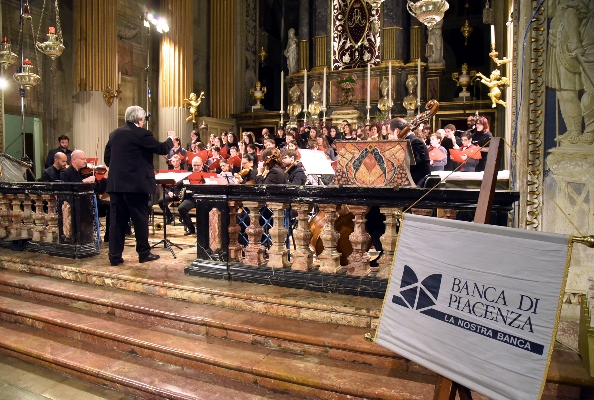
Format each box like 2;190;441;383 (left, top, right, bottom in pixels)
155;172;192;183
299;149;335;175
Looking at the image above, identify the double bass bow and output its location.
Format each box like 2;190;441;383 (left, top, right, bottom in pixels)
397;99;440;139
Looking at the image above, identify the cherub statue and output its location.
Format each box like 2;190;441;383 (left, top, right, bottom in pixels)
182;91;205;123
475;70;509;108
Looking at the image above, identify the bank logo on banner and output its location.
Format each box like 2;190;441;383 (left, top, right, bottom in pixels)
392;266;442;311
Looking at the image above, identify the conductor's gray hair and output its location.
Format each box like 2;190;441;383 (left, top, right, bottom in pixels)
125;106;146;123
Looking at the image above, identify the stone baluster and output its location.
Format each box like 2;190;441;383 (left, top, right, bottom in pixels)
0;193;9;238
377;207;402;279
21;194;35;239
439;209;458;220
30;195;46;242
346;205;371;276
242;201;266;266
6;194;23;239
290;203;314;271
266;202;290;268
42;194;59;243
317;204;343;274
227;201;244;262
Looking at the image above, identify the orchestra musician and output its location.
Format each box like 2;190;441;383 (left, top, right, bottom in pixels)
236;153;257;184
389;117;431;186
189;155;209;173
41;151;67;182
44;135;72;169
176;156;209;236
104;105;174;266
158;154;184;225
282;149;307;185
218;159;237;184
60;149;110;242
255;148;287;184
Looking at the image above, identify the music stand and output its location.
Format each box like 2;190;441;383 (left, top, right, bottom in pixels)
152;172;191;258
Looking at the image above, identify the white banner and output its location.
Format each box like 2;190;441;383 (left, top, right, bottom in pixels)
375;214;570;400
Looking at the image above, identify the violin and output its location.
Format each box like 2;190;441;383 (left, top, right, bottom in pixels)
80;165;108;178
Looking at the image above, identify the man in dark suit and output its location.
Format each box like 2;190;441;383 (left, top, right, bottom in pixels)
60;150;110;242
104;105;174;265
44;135;72;168
41;152;67;182
389;118;431;186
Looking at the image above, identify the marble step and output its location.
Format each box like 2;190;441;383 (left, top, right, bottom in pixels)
0;292;437;400
0;269;410;371
0;320;311;400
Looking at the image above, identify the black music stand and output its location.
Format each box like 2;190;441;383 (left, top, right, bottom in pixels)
152;175;186;258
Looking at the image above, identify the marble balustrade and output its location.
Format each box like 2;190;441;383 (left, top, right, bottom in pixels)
0;182;100;258
186;185;519;297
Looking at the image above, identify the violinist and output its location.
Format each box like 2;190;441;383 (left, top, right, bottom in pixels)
236;153;257;184
282;149;307;185
176;156;208;236
60;149;111;242
255;148;287;184
41;152;67;182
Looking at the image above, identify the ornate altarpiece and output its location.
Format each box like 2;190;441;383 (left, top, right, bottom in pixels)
332;0;380;70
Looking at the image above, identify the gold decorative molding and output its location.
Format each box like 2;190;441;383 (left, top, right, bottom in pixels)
382;26;402;62
409;26;423;62
75;0;117;92
314;35;326;68
526;2;545;230
210;0;235;119
299;40;309;71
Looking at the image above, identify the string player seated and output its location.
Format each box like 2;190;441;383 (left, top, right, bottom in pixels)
41;151;67;182
218;159;238;184
176;156;210;235
157;154;184;225
255;148;287;184
236;153;258;184
282;149;307;185
60;149;110;242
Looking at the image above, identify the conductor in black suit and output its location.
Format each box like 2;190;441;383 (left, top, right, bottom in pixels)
104;105;175;266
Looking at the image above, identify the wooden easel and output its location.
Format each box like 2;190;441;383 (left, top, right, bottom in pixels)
433;137;503;400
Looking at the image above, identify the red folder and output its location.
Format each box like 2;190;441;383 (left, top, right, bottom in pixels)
228;155;241;168
186;152;199;164
219;146;229;159
429;148;447;161
208;159;221;171
449;147;482;163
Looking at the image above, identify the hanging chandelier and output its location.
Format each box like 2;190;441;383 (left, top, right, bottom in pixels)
13;58;41;89
407;0;449;30
0;38;19;69
35;0;65;60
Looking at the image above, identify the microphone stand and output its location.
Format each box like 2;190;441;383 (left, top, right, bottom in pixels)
151;180;183;258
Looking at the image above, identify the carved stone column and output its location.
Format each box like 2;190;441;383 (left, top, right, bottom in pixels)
377;207;401;279
21;194;34;239
437;209;458;220
7;194;22;239
266;202;290;268
290;204;314;271
411;208;433;217
72;0;118;163
242;201;266;266
317;204;342;274
210;0;236;119
346;206;371;276
30;195;46;242
227;201;243;261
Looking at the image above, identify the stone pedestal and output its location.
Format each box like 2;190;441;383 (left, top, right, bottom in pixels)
544;148;594;319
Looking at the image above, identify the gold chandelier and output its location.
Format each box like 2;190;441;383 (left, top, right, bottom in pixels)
0;38;19;69
35;0;65;60
13;58;41;89
407;0;449;30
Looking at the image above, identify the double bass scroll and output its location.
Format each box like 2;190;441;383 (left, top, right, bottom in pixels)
398;99;440;139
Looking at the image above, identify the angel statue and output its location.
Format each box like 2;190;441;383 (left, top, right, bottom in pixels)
182;91;205;123
475;70;509;108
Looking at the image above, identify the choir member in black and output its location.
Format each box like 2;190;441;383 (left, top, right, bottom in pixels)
186;130;198;151
60;150;110;242
41;152;67;182
255;148;287;184
472;116;493;172
167;136;187;169
44;135;72;168
282;150;307;185
389;118;431;186
104;105;174;265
